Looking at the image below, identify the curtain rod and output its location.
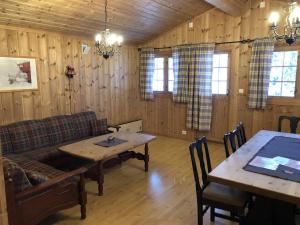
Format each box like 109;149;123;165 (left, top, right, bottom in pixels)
138;39;255;51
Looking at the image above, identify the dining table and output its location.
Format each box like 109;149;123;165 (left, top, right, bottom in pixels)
208;130;300;204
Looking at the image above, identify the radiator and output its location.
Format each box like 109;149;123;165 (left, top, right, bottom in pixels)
109;120;143;133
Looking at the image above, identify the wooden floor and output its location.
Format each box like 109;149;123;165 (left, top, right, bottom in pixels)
41;136;236;225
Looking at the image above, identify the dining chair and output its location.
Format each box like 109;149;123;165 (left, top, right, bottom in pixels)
237;122;247;144
223;129;242;158
189;136;249;225
278;116;300;134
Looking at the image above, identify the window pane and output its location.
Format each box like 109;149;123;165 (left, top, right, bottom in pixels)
219;81;227;95
169;69;174;81
168;80;174;92
153;69;164;81
212;68;219;80
283;67;297;81
270;67;283;82
168;58;173;68
284;51;298;66
282;82;295;97
219;54;229;67
212;81;219;94
155;58;164;69
272;52;284;66
213;55;219;67
153;80;164;91
268;81;282;96
219;68;228;81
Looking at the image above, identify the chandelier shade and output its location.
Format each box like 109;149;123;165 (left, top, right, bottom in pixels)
95;0;123;59
268;0;300;45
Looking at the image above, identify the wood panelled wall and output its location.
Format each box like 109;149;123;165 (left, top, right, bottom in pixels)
140;0;300;141
0;26;140;126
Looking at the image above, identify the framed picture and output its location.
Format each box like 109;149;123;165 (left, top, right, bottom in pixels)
0;56;38;92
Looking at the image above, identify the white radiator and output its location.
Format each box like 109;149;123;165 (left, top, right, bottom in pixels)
110;120;143;133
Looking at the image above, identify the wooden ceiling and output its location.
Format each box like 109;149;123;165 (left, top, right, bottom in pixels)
0;0;213;44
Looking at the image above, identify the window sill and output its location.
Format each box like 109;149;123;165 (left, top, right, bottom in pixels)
267;96;300;106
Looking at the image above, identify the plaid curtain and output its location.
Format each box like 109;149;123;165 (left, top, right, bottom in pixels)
140;48;155;100
172;46;190;103
186;44;215;131
248;38;274;109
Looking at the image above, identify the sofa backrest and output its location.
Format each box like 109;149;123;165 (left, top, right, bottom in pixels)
0;111;98;155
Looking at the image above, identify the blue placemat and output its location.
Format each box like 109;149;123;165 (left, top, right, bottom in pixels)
244;136;300;182
94;138;127;148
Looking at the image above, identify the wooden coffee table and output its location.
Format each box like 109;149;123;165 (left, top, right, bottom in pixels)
58;132;156;196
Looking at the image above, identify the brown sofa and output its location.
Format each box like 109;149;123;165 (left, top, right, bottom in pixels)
0;111;114;225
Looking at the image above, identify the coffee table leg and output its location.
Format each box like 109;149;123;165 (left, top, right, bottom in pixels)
144;143;149;172
97;161;104;196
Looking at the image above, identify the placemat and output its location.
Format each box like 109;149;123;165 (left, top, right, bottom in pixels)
243;136;300;182
94;138;127;147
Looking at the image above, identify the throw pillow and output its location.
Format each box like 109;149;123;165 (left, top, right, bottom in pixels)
25;170;49;185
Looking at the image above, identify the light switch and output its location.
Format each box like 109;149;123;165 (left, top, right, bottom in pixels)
239;89;244;94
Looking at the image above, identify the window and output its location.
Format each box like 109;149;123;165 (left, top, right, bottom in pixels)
212;53;229;95
153;58;164;91
268;51;298;97
153;56;173;92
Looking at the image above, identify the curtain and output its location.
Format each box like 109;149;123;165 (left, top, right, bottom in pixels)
172;46;190;103
187;44;215;131
248;38;274;109
139;48;155;100
172;43;215;131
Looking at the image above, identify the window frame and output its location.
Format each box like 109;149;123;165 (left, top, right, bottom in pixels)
153;50;173;94
212;51;231;96
268;48;299;98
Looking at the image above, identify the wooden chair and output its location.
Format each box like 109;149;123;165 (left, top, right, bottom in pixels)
278;116;300;134
189;137;249;225
223;130;242;158
237;122;247;144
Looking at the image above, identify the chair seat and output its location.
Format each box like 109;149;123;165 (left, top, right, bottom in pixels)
203;182;248;208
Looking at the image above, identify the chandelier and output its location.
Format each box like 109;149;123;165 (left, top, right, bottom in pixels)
95;0;123;59
268;0;300;45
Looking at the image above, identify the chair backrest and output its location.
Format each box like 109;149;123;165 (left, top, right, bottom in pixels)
223;129;243;158
237;122;247;144
189;137;212;194
278;116;300;134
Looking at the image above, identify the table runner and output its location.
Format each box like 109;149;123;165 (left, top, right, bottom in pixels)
94;138;127;147
244;136;300;182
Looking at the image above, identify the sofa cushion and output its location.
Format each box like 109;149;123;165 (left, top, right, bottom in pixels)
7;120;50;153
44;115;77;145
71;111;97;138
8;155;65;179
0;126;13;155
2;157;32;193
91;119;108;136
21;147;63;162
25;170;49;185
21;137;91;162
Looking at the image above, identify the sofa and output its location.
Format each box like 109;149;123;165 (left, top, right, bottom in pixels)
1;111;116;225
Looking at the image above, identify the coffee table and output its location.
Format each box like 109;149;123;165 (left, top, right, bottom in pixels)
58;132;156;196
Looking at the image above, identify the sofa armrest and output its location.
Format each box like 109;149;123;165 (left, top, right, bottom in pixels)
16;167;87;200
108;124;121;132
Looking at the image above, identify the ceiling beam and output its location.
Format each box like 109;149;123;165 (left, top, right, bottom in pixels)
203;0;250;17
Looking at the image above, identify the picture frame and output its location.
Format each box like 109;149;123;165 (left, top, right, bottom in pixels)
0;56;38;92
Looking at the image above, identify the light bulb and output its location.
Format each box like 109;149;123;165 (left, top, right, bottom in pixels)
95;34;102;42
269;12;280;26
290;7;300;24
117;36;123;45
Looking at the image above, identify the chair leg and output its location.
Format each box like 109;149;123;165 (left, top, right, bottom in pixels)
197;201;203;225
210;207;215;222
79;173;87;219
